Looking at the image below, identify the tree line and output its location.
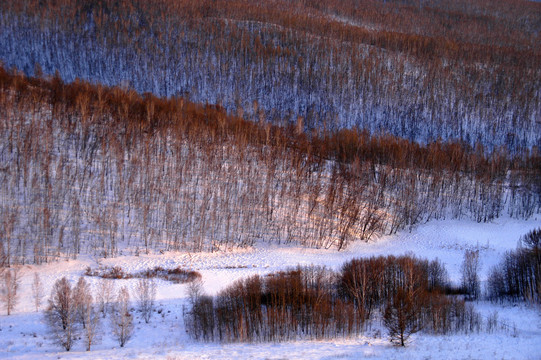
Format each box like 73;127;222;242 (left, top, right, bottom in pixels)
185;255;489;346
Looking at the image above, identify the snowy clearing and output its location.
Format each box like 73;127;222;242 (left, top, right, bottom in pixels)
1;217;540;359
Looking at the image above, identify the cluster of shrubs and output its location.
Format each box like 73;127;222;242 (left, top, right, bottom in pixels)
185;255;482;345
85;265;201;283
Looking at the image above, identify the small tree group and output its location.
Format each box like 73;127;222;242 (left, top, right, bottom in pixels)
488;228;541;304
46;275;159;351
186;256;480;346
46;277;102;351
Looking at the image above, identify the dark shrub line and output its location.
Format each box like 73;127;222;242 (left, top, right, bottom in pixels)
85;266;201;284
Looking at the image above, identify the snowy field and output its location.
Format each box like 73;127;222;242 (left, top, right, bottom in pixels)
1;217;540;359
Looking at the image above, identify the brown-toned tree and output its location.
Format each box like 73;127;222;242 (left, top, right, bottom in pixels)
135;277;157;323
73;277;92;328
82;293;101;351
111;286;134;347
1;268;20;315
46;277;78;351
96;278;115;317
31;272;44;312
461;249;481;301
383;287;423;346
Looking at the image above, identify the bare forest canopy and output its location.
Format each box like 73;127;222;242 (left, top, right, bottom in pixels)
1;0;540;152
0;67;539;266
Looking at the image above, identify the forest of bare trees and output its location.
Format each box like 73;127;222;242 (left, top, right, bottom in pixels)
0;0;539;152
0;1;538;356
0;66;539;265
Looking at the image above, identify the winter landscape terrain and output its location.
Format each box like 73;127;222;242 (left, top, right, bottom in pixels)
0;0;540;359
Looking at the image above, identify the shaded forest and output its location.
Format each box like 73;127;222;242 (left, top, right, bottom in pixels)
1;0;540;152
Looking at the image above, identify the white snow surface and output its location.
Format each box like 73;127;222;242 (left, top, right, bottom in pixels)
1;217;540;359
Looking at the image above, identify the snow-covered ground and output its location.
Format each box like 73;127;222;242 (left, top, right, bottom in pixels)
1;217;540;359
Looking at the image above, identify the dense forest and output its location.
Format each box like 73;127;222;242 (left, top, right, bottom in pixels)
1;0;540;152
0;0;540;265
0;67;539;265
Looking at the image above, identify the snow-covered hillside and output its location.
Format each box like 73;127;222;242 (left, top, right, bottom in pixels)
1;217;539;359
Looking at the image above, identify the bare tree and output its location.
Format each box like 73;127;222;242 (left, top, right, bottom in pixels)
383;288;422;346
521;228;541;252
31;272;44;312
135;277;157;323
461;249;481;301
339;260;371;326
46;277;78;351
522;228;541;304
187;278;204;308
111;286;133;347
73;277;92;328
96;278;115;317
82;293;101;351
1;208;18;267
0;242;6;270
1;268;20;315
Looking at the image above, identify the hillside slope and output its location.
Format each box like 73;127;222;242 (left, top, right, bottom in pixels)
1;0;540;151
0;67;539;265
